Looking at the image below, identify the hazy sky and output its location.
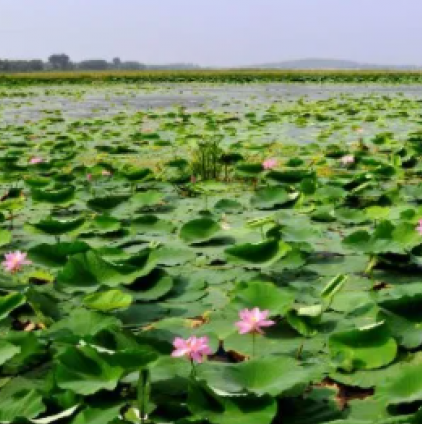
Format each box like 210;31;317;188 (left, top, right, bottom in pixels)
1;0;422;66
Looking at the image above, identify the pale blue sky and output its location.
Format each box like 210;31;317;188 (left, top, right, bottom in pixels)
1;0;421;66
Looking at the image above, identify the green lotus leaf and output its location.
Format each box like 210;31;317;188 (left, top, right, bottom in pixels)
106;346;158;369
328;322;397;371
56;345;124;395
116;304;166;327
24;176;51;188
342;230;372;253
0;380;45;423
344;220;422;255
0;197;25;212
121;167;152;182
25;287;61;321
196;355;323;397
127;269;174;301
130;190;164;209
330;290;374;314
0;229;12;247
26;217;85;236
131;214;174;235
286;305;324;337
2;332;45;374
280;221;321;243
266;169;315;183
286;157;305;167
377;362;422;406
365;205;391;221
335;208;369;224
194;181;232;194
330;355;407;389
0;340;21;366
57;250;156;292
251;187;299;210
188;380;277;424
166;158;189;169
345;397;417;424
300;176;318;195
311;205;337;222
279;387;343;424
214;198;243;213
220;152;244;165
150;355;191;395
271;248;307;271
70;405;122;424
87;195;129;212
314;185;347;203
83;289;133;312
392;221;422;251
377;283;422;349
0;292;26;320
28;241;90;267
31;186;75;205
152;244;196;266
225;240;291;267
235;162;264;177
180;218;221;244
91;215;121;234
48;308;120;337
232;281;295;315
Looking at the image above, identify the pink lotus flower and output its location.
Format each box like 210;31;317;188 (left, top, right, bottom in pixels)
263;158;277;170
235;308;275;335
87;174;92;182
340;155;355;166
2;251;32;273
101;170;112;177
416;220;422;236
356;128;364;134
29;157;43;164
171;336;212;363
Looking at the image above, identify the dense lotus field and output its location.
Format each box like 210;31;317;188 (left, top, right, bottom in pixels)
4;69;422;85
3;83;422;423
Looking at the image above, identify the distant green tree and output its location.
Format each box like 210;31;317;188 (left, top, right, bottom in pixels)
78;60;109;71
48;54;71;70
0;59;45;72
112;57;121;69
120;61;146;70
0;60;9;72
28;60;44;71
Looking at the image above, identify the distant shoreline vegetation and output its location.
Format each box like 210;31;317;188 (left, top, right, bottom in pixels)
2;69;422;85
0;54;199;73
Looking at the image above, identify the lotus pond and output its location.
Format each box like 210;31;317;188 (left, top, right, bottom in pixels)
2;83;422;423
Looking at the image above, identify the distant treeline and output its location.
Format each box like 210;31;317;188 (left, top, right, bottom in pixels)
0;54;200;73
